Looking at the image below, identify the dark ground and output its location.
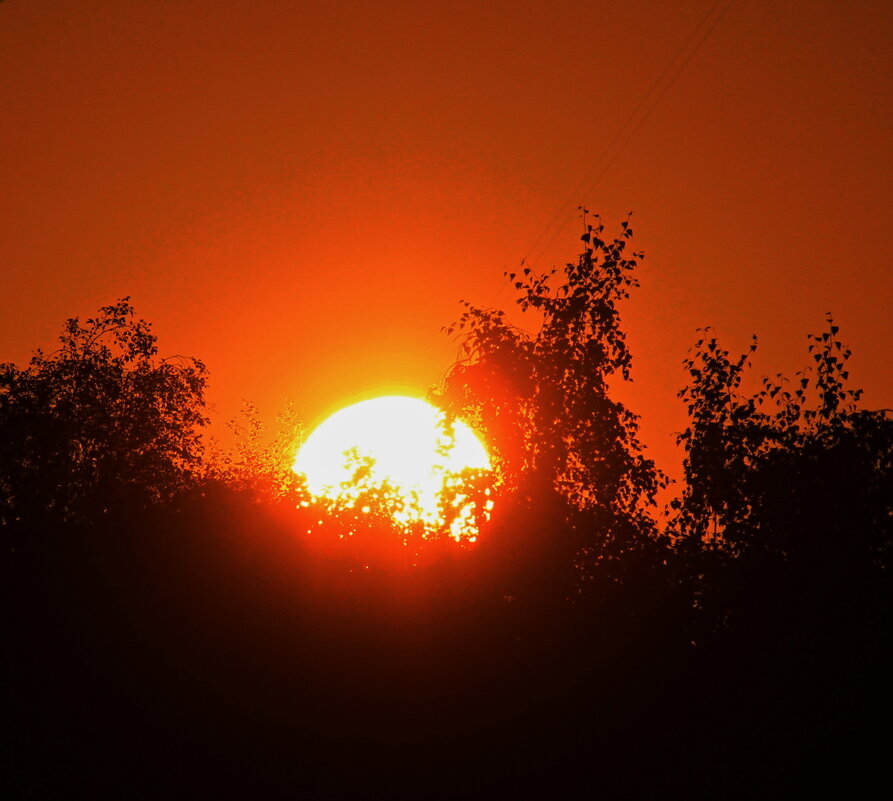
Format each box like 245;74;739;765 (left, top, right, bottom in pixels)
4;497;890;799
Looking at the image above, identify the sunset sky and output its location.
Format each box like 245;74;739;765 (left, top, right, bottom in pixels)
2;0;891;477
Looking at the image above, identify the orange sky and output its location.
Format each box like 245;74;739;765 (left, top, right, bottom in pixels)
2;0;891;478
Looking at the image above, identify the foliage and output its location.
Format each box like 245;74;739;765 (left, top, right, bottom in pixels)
673;316;892;555
304;448;494;552
309;451;428;541
204;399;306;501
6;233;891;798
437;212;668;585
671;316;893;626
0;298;208;526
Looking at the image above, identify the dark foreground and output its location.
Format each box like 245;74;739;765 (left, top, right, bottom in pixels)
5;497;890;799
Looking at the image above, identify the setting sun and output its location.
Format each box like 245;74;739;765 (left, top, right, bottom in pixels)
293;396;493;540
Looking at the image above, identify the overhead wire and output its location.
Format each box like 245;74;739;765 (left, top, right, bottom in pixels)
485;0;735;309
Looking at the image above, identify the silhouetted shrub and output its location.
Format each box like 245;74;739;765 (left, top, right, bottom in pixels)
0;298;208;527
437;212;670;596
671;317;893;632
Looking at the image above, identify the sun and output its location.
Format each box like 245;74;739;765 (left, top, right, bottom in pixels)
293;396;493;540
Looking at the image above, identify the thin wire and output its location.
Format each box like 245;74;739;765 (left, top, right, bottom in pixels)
523;0;728;268
445;1;735;395
524;0;736;269
493;0;734;300
482;1;729;310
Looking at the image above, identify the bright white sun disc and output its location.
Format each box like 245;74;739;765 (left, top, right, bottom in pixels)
292;396;491;538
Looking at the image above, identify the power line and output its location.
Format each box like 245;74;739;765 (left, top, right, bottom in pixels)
527;0;730;264
485;0;735;309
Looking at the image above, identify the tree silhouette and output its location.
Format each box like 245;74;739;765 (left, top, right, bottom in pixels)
204;399;306;501
437;212;668;593
671;316;893;630
0;298;208;527
4;243;890;800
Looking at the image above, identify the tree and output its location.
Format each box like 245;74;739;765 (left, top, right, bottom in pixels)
436;212;667;591
671;317;893;629
673;316;893;557
0;298;208;526
204;399;306;501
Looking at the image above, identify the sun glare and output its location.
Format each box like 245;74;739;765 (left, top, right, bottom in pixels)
293;396;493;540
